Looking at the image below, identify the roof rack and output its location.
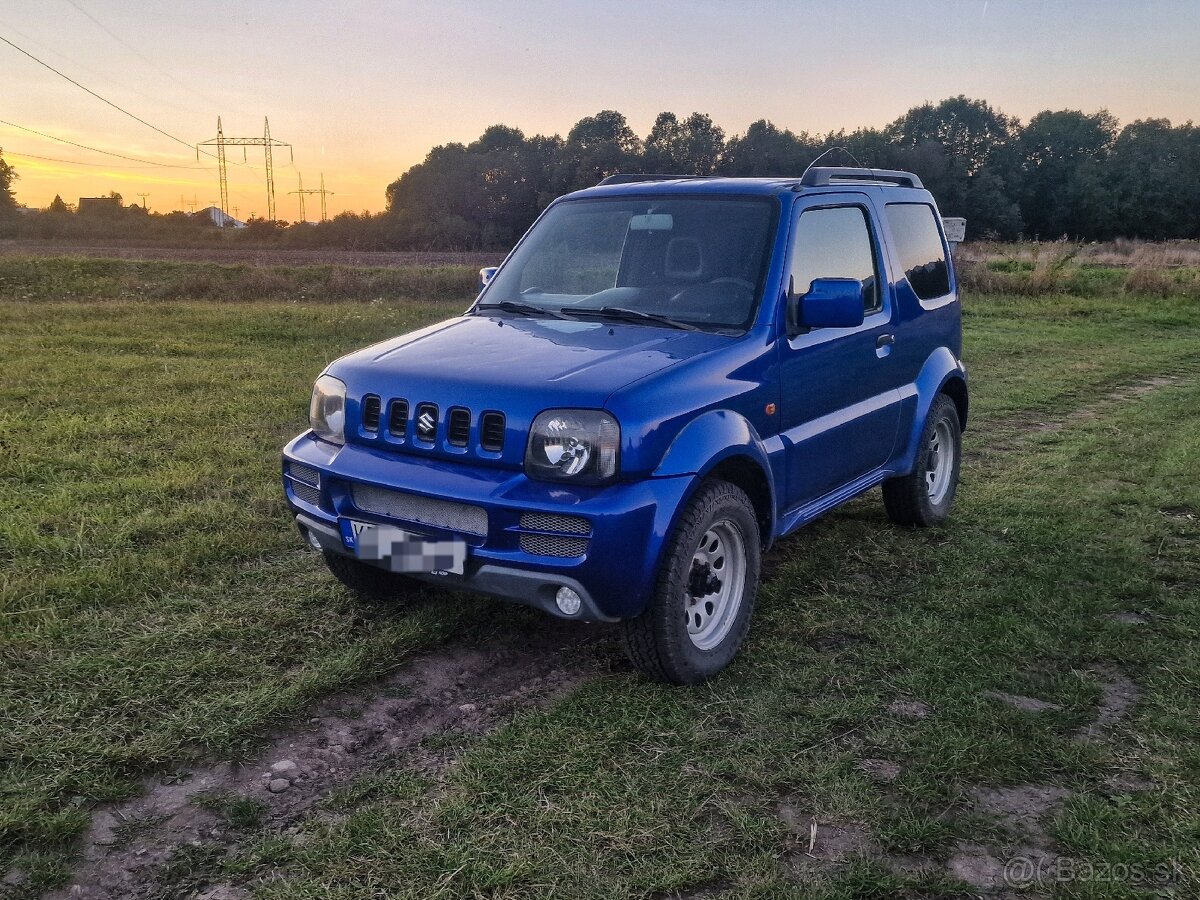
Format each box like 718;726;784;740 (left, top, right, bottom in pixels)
597;173;716;186
797;167;923;189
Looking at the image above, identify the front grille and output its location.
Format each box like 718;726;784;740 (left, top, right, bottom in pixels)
362;395;381;431
447;407;471;447
290;481;321;507
415;403;438;443
351;484;488;537
519;512;590;535
288;462;320;486
519;532;589;558
480;412;505;452
374;399;504;453
388;399;409;437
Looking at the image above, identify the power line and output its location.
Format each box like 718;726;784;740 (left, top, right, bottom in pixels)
5;149;211;171
0;13;190;118
61;0;241;115
0;118;212;168
0;32;215;158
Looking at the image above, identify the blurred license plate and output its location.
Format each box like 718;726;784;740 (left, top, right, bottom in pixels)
348;520;465;574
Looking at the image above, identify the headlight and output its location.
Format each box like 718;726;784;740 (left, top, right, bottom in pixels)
525;409;619;485
309;374;346;444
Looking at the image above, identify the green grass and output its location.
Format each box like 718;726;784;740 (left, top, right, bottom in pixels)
192;793;268;830
0;294;488;887
0;256;478;303
1;265;1198;897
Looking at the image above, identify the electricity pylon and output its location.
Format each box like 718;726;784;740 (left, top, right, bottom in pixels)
137;193;149;209
289;172;335;223
197;117;292;225
289;172;307;223
315;173;333;222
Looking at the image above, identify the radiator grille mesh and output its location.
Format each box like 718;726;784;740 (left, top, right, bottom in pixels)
519;512;591;535
288;462;320;486
519;533;589;558
351;484;488;537
290;481;321;507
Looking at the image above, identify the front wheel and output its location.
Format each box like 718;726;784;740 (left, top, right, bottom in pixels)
620;480;761;685
882;393;962;527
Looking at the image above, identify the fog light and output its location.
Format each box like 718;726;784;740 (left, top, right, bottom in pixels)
305;528;322;551
555;586;582;616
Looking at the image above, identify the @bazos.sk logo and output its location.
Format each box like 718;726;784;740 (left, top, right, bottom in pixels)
1004;854;1186;887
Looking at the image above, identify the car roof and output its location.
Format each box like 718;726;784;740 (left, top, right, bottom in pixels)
566;168;932;203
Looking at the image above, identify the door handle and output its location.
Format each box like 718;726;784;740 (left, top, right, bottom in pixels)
876;334;895;348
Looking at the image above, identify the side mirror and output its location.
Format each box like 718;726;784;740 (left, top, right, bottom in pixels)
787;277;865;334
478;266;499;293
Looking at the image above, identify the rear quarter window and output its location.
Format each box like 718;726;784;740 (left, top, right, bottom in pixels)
885;203;950;300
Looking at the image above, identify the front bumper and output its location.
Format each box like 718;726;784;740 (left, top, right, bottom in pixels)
282;431;692;621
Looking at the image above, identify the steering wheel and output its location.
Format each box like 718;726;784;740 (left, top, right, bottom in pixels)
707;277;754;291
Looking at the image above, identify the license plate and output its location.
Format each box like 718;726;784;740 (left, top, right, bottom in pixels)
342;519;466;575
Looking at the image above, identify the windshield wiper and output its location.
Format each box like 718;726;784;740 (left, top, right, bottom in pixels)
476;300;567;319
561;306;699;331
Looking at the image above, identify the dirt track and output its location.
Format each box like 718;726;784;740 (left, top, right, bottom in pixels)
46;620;609;899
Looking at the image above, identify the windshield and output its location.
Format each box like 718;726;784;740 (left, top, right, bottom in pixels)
478;196;777;331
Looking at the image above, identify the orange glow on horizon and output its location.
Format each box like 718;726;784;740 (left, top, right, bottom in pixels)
3;0;1195;219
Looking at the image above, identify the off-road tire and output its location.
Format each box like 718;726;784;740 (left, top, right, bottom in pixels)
322;551;415;602
620;480;761;685
882;393;961;527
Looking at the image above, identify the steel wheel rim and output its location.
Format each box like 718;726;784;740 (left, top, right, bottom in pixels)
926;418;955;505
684;519;747;650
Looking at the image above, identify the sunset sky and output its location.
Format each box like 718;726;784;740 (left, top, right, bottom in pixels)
3;0;1197;219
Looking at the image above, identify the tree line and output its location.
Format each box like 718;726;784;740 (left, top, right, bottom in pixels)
3;96;1200;249
383;97;1200;247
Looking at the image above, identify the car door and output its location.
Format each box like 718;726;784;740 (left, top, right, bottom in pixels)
777;195;903;509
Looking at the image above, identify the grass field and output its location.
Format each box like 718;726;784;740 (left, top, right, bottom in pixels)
0;256;479;304
1;257;1198;898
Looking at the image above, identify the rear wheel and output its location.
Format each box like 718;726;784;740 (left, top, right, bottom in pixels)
322;551;415;602
882;393;961;527
620;480;761;685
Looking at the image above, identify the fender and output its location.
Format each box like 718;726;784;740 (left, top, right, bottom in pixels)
894;347;969;474
652;408;779;544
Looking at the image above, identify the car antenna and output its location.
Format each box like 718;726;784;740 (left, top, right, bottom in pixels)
796;146;865;187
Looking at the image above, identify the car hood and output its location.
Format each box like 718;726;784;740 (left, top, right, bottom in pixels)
325;313;734;464
330;314;731;400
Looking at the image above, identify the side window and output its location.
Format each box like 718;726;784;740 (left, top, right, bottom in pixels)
789;206;880;312
885;203;950;300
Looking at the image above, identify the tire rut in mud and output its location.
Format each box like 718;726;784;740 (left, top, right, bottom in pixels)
46;619;611;899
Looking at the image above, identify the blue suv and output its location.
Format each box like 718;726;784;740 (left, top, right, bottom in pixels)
283;167;967;684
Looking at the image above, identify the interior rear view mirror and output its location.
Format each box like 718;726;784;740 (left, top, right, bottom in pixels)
629;214;673;231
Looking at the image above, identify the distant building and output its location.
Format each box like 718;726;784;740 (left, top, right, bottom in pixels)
78;196;122;216
195;206;246;228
